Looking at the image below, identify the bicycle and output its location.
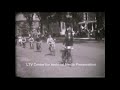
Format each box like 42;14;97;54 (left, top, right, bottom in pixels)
36;41;42;52
18;38;22;46
49;42;55;56
22;42;26;48
30;41;34;49
62;46;73;65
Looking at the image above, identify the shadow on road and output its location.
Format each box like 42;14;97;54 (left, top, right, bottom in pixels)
55;39;104;44
45;53;55;56
34;50;41;52
58;61;65;64
60;49;64;53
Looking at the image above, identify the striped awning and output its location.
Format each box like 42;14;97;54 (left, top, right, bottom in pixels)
78;20;96;24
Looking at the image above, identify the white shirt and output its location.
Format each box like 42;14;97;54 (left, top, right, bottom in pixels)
47;38;55;44
22;38;26;42
29;38;34;42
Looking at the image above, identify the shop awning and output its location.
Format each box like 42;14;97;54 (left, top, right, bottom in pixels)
78;20;97;24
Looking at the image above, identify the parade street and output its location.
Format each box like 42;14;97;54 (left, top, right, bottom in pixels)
16;40;105;78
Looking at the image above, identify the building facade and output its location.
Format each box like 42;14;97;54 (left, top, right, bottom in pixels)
78;12;97;38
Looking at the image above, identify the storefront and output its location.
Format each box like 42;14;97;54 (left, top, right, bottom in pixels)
78;12;97;38
78;21;97;38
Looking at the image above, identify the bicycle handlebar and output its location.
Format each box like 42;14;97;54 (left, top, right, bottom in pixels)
63;46;74;49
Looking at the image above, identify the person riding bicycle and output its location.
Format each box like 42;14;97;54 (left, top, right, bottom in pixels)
29;36;34;49
22;36;26;48
18;36;22;46
62;26;74;64
47;35;55;52
63;26;74;48
36;35;42;51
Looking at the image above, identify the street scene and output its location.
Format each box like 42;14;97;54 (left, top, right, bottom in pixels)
15;12;105;77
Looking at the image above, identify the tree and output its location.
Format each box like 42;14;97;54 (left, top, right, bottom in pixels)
36;12;53;34
23;12;34;33
35;12;81;36
20;22;29;36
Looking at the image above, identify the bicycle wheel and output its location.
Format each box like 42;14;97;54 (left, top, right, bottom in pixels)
51;46;55;56
38;44;40;51
32;43;34;49
31;43;34;49
68;55;72;64
67;50;72;64
36;43;39;50
30;42;32;49
23;43;25;48
49;46;52;54
53;49;55;56
62;50;66;65
39;44;41;52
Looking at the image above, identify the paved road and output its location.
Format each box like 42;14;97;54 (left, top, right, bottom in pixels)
16;41;105;78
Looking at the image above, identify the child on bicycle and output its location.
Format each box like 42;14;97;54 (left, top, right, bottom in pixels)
29;36;34;49
47;35;55;52
62;26;74;64
36;35;42;51
22;36;26;48
18;36;22;46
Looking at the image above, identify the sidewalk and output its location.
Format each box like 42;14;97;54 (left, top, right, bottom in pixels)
74;38;105;42
74;38;95;40
74;38;105;41
56;37;105;40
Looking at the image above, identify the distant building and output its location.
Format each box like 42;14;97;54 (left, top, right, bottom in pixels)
78;12;97;38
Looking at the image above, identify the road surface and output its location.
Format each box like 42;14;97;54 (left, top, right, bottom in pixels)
16;40;105;78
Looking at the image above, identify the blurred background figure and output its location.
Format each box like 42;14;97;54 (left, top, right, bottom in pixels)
29;36;34;49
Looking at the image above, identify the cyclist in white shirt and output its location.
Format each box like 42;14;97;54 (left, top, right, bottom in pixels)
18;36;22;46
47;35;55;51
29;36;34;49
